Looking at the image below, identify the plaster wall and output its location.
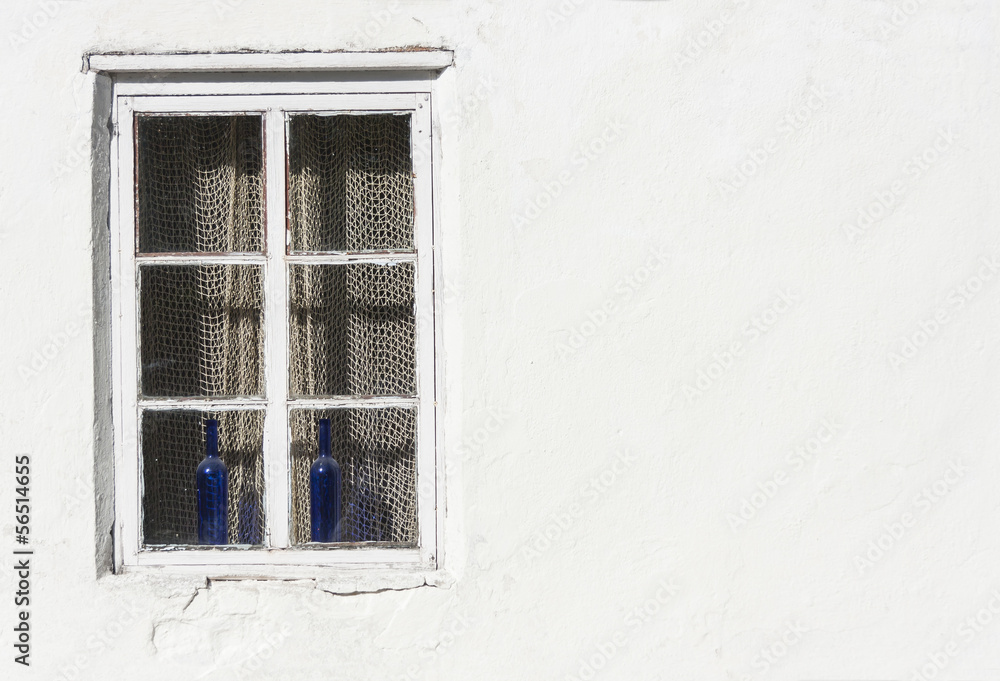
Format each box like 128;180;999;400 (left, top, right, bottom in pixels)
1;1;999;680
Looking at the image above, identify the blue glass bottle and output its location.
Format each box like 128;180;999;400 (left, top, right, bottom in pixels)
310;419;342;542
349;465;384;542
197;419;228;545
236;491;261;545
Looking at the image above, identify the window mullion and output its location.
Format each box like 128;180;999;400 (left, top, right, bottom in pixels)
263;107;291;549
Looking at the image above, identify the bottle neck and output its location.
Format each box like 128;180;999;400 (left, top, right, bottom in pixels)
206;419;219;458
319;419;331;458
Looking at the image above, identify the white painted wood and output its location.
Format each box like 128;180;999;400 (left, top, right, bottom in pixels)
430;73;454;575
113;74;433;97
135;254;267;264
88;51;453;74
131;93;419;114
134;546;427;568
122;559;435;579
109;93;127;573
114;96;141;570
412;99;439;567
263;107;291;550
138;398;267;410
285;252;417;264
288;397;418;409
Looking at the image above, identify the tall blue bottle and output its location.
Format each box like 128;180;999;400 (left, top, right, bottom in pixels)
197;419;229;545
310;419;342;542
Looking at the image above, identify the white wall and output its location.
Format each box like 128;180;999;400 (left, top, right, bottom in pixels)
2;1;1000;679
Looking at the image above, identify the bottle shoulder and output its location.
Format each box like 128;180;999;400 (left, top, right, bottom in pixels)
197;456;228;475
310;455;341;475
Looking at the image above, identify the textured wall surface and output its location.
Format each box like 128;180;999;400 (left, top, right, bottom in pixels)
1;1;1000;679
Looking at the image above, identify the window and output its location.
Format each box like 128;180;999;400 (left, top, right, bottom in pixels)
95;53;451;575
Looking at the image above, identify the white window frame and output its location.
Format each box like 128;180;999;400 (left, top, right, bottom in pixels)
95;53;451;577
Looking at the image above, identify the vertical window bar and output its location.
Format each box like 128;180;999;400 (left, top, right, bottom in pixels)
114;95;141;568
264;108;291;548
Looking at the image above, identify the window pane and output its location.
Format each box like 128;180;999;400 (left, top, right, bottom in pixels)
288;408;417;546
141;409;265;546
140;264;265;397
136;115;264;253
288;114;413;252
289;263;415;397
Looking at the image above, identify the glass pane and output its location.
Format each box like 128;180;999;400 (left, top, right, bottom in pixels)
141;409;265;546
140;264;265;397
136;115;264;253
289;263;415;397
289;408;417;546
288;114;413;252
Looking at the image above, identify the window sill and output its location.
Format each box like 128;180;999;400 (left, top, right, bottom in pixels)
113;563;455;594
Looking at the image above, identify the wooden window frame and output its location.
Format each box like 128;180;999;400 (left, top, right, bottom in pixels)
96;54;451;578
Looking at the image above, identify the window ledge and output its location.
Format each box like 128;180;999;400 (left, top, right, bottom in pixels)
84;50;454;74
114;564;455;594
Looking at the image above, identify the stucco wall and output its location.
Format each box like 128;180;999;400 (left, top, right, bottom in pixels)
2;1;1000;679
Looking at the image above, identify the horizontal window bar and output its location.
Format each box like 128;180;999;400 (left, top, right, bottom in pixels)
129;94;419;114
287;396;417;409
285;252;417;265
136;254;268;265
139;397;267;410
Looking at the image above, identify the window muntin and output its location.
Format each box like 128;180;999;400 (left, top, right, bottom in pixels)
112;91;437;570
